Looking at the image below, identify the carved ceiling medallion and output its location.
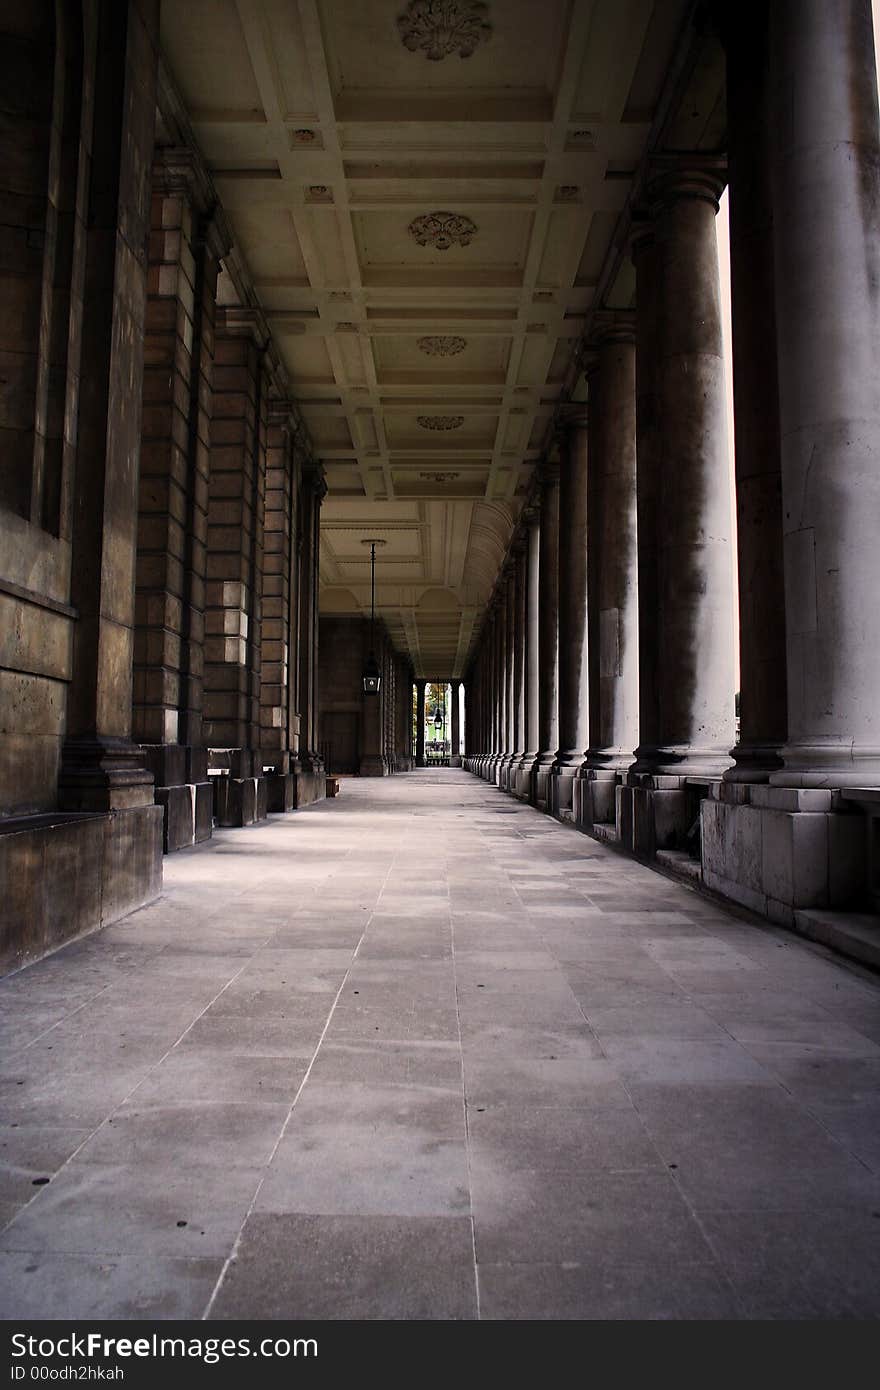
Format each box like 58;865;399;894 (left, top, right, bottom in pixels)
408;211;477;250
397;1;491;62
417;415;464;431
417;335;467;356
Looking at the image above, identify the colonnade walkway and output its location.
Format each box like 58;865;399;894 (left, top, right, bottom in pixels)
1;770;879;1320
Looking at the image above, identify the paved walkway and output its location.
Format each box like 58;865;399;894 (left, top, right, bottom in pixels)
1;770;879;1320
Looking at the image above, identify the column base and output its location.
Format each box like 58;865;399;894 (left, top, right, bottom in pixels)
530;753;556;809
724;739;785;784
0;804;163;975
635;743;735;780
212;775;269;827
155;782;214;851
701;782;869;922
359;755;389;777
266;772;296;813
769;742;880;790
573;766;619;830
548;754;582;818
513;754;537;800
59;737;156;812
293;754;327;808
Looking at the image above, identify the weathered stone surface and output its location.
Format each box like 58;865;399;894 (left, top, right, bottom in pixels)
0;805;161;974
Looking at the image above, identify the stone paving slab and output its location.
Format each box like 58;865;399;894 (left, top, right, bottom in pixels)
0;769;879;1319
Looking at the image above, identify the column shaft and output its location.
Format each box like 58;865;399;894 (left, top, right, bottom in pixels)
531;465;560;805
768;0;880;786
60;0;159;812
650;169;736;776
451;680;461;765
550;418;590;814
725;10;787;781
587;330;639;770
416;680;426;766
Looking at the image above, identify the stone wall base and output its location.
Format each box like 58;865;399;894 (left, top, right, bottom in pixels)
266;773;295;813
294;765;326;809
212;776;269;827
155;783;213;852
0;805;163;975
359;756;389;777
701;786;866;925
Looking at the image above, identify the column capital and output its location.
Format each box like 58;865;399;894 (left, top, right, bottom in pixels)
589;308;636;348
647;155;727;214
303;461;328;502
628;211;655;263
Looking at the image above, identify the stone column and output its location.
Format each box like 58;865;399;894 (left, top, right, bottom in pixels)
297;461;326;800
629;226;662;781
550;414;590;817
516;506;541;798
495;580;509;783
60;0;159;817
487;607;499;777
133;151;228;849
203;307;269;826
647;164;736;778
416;679;426;767
721;8;787;783
499;567;516;787
531;463;560;807
580;323;639;826
56;0;163;912
766;0;880;789
261;402;300;810
450;679;462;766
511;540;527;773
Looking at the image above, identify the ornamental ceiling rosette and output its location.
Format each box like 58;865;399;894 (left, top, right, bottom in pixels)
397;0;492;62
417;415;465;430
408;211;477;250
417;335;467;356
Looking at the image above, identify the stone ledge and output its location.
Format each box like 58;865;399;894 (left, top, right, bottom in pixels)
655;848;701;884
793;909;880;970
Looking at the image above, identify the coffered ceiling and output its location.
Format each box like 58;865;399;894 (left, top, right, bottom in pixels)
160;0;694;677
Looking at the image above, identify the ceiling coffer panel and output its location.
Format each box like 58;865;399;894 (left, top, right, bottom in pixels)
159;0;694;675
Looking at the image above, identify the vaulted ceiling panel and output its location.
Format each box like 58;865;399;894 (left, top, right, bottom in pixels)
160;0;692;676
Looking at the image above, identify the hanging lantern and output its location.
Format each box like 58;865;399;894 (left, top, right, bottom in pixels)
361;539;386;694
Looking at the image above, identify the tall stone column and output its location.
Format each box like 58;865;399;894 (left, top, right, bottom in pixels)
261;402;303;810
645;164;736;778
499;566;516;787
495;580;509;783
203;307;269;826
416;679;426;767
450;679;462;766
580;323;639;825
57;0;162;907
511;540;527;772
516;506;541;798
531;463;560;807
629;227;662;781
550;414;590;817
297;461;326;798
766;0;880;788
133;150;229;849
487;606;499;777
721;10;788;782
